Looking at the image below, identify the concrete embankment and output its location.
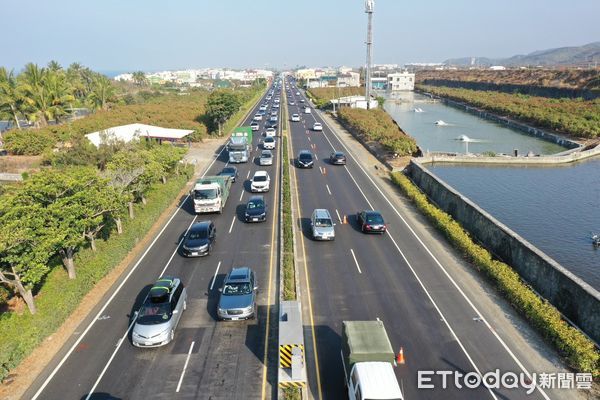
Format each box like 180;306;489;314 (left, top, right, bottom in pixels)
405;160;600;344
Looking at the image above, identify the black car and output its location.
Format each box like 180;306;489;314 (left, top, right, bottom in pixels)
297;150;314;168
329;151;347;165
356;210;387;234
266;120;278;129
245;195;267;222
181;221;216;256
218;166;238;182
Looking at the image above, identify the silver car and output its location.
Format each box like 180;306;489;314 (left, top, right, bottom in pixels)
217;267;258;320
132;277;187;347
311;209;336;241
259;150;273;166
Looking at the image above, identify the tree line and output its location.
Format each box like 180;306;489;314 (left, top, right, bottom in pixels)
0;61;119;130
0;141;187;314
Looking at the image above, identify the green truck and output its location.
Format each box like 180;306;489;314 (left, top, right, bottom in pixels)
191;176;232;214
228;126;253;163
341;320;404;400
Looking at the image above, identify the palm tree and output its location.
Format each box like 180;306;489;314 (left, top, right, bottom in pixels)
0;67;24;129
132;71;148;86
87;76;116;111
19;63;74;127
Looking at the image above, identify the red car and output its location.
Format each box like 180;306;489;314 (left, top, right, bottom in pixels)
356;210;387;234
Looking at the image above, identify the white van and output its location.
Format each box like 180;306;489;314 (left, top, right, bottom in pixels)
304;107;311;114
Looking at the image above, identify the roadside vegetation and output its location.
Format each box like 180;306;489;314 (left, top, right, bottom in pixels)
391;172;600;376
282;135;296;301
416;68;600;90
337;107;417;156
306;87;364;108
0;69;266;382
419;85;600;138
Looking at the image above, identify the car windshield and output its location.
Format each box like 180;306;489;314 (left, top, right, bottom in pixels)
367;214;384;224
315;218;332;227
188;228;208;240
223;282;252;295
262;153;272;158
265;137;274;142
195;188;217;200
222;167;235;174
299;153;312;160
247;200;264;209
254;175;267;182
137;303;171;325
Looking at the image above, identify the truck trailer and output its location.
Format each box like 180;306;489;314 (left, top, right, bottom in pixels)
228;126;253;163
191;176;232;214
341;320;404;400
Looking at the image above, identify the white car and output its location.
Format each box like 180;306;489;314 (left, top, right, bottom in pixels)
250;121;260;131
265;127;276;137
259;150;273;166
304;107;311;114
296;92;300;95
270;116;278;122
253;114;263;121
312;122;323;131
250;171;270;192
259;105;268;111
263;136;276;150
291;114;300;122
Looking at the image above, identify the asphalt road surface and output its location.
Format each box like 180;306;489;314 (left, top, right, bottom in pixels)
284;78;557;400
25;85;282;400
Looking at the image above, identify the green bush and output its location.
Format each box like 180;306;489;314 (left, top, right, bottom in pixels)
390;171;600;376
282;136;296;301
3;129;55;155
0;166;193;382
337;107;417;156
282;387;301;400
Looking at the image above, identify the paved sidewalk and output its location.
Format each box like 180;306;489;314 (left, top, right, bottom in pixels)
318;111;586;400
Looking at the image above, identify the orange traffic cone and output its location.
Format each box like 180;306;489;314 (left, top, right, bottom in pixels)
343;215;348;224
396;347;405;365
323;167;327;176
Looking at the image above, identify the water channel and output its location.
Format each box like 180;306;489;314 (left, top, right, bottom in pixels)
384;92;600;290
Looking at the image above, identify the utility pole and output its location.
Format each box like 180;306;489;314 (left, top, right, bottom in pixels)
365;0;374;110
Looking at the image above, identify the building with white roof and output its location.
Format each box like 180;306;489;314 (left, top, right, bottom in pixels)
85;123;194;147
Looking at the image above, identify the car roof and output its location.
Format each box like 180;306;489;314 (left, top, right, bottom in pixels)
253;170;268;177
314;122;322;125
313;208;331;218
364;210;382;216
333;151;345;156
248;195;264;203
149;276;180;302
298;150;312;156
226;267;252;282
190;220;212;231
261;150;272;155
264;136;275;141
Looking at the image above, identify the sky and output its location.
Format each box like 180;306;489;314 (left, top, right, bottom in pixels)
3;0;599;73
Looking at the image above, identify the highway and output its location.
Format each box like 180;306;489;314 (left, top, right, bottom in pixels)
284;77;555;400
24;85;282;400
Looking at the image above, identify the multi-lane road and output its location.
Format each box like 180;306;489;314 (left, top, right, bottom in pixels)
25;85;283;400
23;76;575;400
284;77;558;400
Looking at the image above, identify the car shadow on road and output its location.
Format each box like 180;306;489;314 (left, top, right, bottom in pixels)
205;273;226;321
82;393;123;400
298;217;313;240
306;324;344;400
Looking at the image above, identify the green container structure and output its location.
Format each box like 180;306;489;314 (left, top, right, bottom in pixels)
341;320;395;380
232;126;253;146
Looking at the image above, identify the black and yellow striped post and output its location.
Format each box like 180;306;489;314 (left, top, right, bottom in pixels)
279;344;304;368
279;380;307;389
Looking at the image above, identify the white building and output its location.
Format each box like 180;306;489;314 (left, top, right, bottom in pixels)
331;96;378;110
85;123;194;147
490;65;507;71
387;72;415;91
337;72;360;87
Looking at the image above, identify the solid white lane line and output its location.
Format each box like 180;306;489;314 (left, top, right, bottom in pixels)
318;113;542;399
84;317;138;400
30;187;206;400
228;216;236;234
246;170;251;179
335;209;342;223
161;218;197;276
176;341;196;393
326;184;332;196
350;249;362;274
314;154;318;161
210;261;222;291
239;190;245;202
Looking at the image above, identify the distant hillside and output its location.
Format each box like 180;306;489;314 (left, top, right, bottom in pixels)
445;42;600;67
